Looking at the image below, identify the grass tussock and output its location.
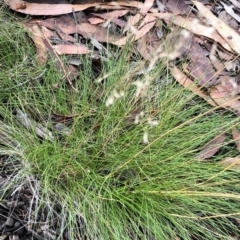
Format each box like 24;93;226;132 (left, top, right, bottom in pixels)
0;15;240;240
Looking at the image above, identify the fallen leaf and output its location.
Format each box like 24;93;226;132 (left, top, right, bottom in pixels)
113;15;156;46
159;28;193;60
228;0;240;8
232;128;240;152
93;11;128;27
218;10;238;30
136;19;164;60
66;64;80;83
123;0;153;33
38;29;79;90
99;1;145;8
123;13;142;33
187;40;218;87
23;24;48;65
92;10;129;19
209;43;226;73
210;84;240;115
55;29;77;43
5;0;26;11
137;27;160;60
196;132;226;160
53;44;91;55
220;156;240;170
161;15;232;52
6;0;144;16
76;22;122;43
169;65;217;107
193;0;240;54
216;47;234;61
73;10;89;23
224;59;240;72
140;0;155;14
40;25;54;39
163;0;191;14
220;76;240;97
37;16;75;35
107;18;127;28
220;1;240;24
88;17;105;25
38;17;122;43
149;12;178;18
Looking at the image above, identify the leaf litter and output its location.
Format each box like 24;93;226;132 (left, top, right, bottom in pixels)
1;0;240;239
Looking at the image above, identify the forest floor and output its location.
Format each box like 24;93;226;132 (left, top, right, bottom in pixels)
0;0;240;239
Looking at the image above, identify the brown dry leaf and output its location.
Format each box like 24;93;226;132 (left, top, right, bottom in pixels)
55;29;76;43
220;76;240;97
137;27;161;60
141;26;188;70
229;0;240;8
92;11;128;27
73;10;89;23
123;0;153;33
232;128;240;152
162;0;190;14
123;13;142;33
40;25;54;39
149;12;178;18
158;28;193;61
210;84;240;115
107;18;127;28
224;59;240;72
66;64;80;83
216;48;234;61
196;132;226;160
91;10;128;27
187;40;218;87
98;1;145;9
37;17;122;43
5;0;144;15
76;22;122;43
92;10;129;19
137;37;152;60
53;44;91;55
169;65;217;107
113;15;156;46
37;16;75;34
193;1;240;54
220;156;240;170
5;0;26;11
161;15;232;52
209;43;226;73
88;17;105;25
140;0;155;14
23;24;48;65
218;10;238;30
36;27;78;90
219;2;240;24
